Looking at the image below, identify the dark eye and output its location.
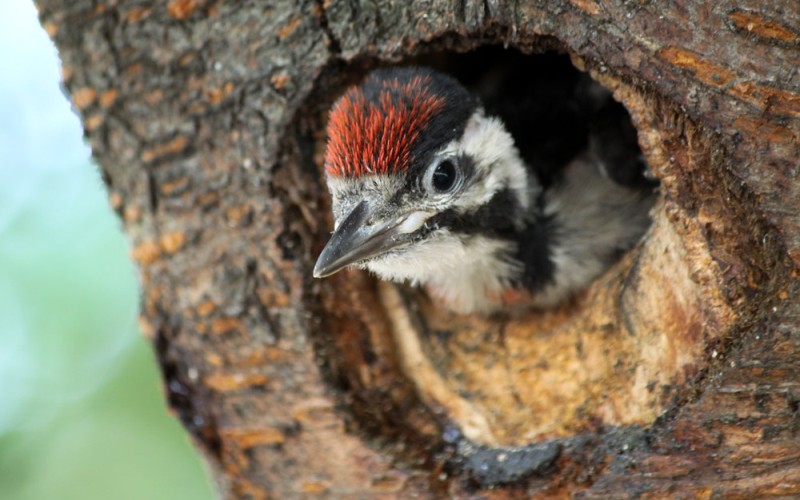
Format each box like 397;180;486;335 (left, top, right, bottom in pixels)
431;159;458;192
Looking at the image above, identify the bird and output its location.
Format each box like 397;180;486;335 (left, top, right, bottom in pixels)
313;65;656;315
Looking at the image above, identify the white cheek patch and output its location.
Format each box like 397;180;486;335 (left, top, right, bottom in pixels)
364;232;519;314
397;211;433;234
457;111;533;212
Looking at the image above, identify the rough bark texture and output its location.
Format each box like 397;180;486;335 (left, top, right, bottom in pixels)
39;0;799;497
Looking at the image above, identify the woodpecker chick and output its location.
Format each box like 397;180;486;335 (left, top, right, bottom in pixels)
314;67;655;314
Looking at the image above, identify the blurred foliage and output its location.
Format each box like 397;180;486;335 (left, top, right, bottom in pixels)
0;1;215;499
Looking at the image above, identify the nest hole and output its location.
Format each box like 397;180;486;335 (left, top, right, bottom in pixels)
311;45;734;450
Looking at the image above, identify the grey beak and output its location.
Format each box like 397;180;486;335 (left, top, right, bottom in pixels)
314;201;416;278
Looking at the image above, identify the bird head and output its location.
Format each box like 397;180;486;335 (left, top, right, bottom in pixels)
313;67;535;288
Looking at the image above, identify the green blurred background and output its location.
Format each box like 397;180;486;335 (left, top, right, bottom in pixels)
0;2;215;498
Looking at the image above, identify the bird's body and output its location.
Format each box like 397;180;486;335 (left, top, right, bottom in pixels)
315;66;655;315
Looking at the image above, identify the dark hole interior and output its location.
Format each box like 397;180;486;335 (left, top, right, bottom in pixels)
412;47;656;191
311;45;695;475
309;45;742;481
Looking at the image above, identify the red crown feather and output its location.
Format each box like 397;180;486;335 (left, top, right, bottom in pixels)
325;74;445;177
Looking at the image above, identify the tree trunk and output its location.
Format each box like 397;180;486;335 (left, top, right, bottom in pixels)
39;0;800;497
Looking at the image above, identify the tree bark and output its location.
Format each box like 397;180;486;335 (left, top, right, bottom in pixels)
39;0;799;497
